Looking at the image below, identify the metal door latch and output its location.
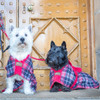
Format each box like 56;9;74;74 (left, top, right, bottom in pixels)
27;4;33;11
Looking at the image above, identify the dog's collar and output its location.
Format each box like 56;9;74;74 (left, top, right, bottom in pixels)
11;55;30;62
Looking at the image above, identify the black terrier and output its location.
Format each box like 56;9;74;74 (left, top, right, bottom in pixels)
46;41;71;92
46;41;99;92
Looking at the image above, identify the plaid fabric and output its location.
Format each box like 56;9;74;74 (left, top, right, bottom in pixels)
72;72;99;89
5;55;37;92
0;13;5;32
0;13;9;39
50;63;100;90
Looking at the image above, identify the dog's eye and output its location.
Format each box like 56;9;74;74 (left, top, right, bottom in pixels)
25;34;27;37
16;34;19;37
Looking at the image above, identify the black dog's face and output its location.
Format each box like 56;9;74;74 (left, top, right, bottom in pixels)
46;41;68;70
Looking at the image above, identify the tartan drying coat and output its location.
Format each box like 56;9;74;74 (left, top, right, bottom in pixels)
3;55;37;92
0;13;5;32
0;13;9;39
0;13;10;53
50;60;100;90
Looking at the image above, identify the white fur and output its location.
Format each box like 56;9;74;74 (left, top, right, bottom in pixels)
9;25;33;61
3;24;35;94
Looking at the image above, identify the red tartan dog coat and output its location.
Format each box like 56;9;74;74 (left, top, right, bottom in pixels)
2;55;37;92
50;61;100;90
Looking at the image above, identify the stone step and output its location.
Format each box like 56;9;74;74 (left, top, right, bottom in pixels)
0;89;100;100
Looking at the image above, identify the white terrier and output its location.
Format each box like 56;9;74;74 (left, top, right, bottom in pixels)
3;24;37;94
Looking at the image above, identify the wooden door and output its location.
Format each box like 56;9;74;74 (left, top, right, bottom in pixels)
0;0;94;91
19;0;92;91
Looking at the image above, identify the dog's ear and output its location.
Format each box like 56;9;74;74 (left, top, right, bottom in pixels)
61;41;66;50
28;24;32;32
51;41;55;48
9;25;14;33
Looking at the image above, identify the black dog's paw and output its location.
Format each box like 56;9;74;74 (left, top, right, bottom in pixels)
61;86;71;92
50;87;59;92
50;83;60;92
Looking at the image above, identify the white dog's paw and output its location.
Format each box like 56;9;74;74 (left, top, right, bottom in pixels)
24;90;35;95
3;89;13;94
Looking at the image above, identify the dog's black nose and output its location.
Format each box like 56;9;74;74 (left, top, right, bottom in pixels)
20;37;25;43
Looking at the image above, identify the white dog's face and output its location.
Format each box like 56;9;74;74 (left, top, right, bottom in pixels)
9;25;33;60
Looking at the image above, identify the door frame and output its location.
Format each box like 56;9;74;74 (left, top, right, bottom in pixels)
87;0;96;78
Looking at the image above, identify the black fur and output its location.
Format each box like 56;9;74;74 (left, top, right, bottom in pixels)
46;41;71;92
50;82;71;92
46;41;68;70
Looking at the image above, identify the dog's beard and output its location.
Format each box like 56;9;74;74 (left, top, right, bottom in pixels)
9;42;32;61
18;42;27;48
14;42;28;52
